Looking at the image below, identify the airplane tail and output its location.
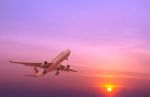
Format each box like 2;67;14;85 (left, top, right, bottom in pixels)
24;67;39;77
24;67;45;77
34;67;39;73
24;75;37;77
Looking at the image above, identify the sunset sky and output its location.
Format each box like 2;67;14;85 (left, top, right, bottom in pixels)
0;0;150;97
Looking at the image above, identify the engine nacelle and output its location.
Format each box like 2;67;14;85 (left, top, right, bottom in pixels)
65;65;70;71
67;65;70;69
58;65;70;71
58;65;65;70
41;61;48;68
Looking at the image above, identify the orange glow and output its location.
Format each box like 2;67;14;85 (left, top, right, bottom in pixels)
95;77;124;95
107;87;112;92
104;84;115;93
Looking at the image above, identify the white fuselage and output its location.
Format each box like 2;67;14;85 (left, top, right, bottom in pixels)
47;49;71;72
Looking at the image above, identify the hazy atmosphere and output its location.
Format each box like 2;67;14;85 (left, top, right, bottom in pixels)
0;0;150;97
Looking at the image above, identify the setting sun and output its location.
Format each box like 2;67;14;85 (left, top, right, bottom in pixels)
103;84;115;93
107;87;112;92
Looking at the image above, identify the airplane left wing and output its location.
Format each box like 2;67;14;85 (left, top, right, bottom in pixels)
9;60;42;67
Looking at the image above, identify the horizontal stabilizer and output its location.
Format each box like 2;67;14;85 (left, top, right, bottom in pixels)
24;75;37;77
9;60;13;63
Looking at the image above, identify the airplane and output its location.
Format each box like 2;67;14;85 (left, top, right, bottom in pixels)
9;49;77;77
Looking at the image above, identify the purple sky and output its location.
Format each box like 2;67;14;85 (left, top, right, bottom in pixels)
0;0;150;97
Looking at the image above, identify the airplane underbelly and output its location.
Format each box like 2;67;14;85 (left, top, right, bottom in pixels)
47;51;69;72
48;57;66;71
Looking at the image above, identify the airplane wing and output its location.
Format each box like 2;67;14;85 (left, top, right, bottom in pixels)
9;60;42;67
59;64;78;72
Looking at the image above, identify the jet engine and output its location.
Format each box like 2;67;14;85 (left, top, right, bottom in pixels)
58;65;70;71
67;65;70;69
65;65;70;71
58;65;65;70
41;61;48;68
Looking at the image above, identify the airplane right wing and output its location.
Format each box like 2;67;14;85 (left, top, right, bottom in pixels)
9;60;42;67
68;68;78;72
58;64;78;72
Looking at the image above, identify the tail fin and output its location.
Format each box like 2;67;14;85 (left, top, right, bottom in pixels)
25;67;45;77
34;67;39;73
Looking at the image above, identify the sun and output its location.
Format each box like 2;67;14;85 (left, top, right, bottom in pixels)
103;84;114;93
107;87;112;92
